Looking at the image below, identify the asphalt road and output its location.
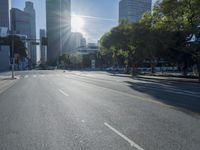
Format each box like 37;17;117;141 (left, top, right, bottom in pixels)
0;70;200;150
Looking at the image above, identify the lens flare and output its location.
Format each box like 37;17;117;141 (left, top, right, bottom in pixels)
71;15;85;33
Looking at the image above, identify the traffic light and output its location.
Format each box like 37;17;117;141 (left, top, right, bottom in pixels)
41;37;48;46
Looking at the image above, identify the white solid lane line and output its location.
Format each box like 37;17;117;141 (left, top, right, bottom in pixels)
58;89;69;97
104;122;144;150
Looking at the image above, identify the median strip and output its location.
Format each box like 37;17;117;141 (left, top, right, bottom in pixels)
104;122;144;150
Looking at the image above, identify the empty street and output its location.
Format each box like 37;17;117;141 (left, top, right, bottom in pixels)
0;70;200;150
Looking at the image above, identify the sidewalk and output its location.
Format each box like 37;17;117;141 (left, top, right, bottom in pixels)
136;75;199;83
0;75;18;94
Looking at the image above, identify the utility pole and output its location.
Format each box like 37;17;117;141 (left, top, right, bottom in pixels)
11;11;15;79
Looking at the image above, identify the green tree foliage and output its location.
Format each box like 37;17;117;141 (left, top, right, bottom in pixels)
152;0;200;76
59;54;70;64
100;0;200;80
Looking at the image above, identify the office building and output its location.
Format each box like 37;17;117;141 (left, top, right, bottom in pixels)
70;32;84;49
0;46;10;71
67;32;87;53
40;29;47;64
11;8;32;62
11;8;30;37
0;0;11;29
0;0;11;71
119;0;152;23
80;37;86;47
0;27;10;71
24;1;37;65
46;0;71;63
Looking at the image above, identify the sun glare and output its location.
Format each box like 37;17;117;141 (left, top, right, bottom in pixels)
71;15;85;33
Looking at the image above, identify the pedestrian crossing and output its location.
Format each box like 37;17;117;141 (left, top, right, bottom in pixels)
20;74;63;79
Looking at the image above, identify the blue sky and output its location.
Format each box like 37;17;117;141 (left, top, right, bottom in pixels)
12;0;119;43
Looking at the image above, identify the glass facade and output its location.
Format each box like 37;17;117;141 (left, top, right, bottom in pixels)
24;1;37;65
40;29;47;63
11;8;30;36
46;0;71;63
0;0;11;29
119;0;152;23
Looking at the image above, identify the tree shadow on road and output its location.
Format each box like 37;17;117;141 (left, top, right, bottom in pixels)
124;80;200;115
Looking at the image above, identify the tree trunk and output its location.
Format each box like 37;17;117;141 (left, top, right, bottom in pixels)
151;60;155;74
131;63;138;76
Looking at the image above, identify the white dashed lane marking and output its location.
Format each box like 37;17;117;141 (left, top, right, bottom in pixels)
21;74;64;79
104;122;144;150
58;89;69;97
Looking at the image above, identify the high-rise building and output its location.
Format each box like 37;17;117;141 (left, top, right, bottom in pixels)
81;37;87;47
24;1;37;65
11;8;30;36
40;29;47;64
70;32;84;49
11;8;30;59
0;0;11;71
0;28;10;71
0;0;11;29
119;0;152;23
46;0;71;63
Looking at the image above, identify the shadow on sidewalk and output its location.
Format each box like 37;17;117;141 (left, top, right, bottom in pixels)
0;77;17;81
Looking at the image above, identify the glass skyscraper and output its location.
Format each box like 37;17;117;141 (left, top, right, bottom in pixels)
119;0;152;23
0;0;11;71
0;0;11;29
24;1;37;65
46;0;71;63
40;29;47;64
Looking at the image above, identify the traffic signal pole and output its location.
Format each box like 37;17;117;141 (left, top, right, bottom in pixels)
11;16;15;79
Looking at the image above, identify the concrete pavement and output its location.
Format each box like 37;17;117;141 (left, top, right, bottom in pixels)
0;70;199;150
0;74;18;94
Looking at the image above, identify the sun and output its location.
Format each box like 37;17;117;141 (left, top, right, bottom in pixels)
71;15;85;33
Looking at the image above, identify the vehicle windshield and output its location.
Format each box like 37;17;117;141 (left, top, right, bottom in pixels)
0;0;200;150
